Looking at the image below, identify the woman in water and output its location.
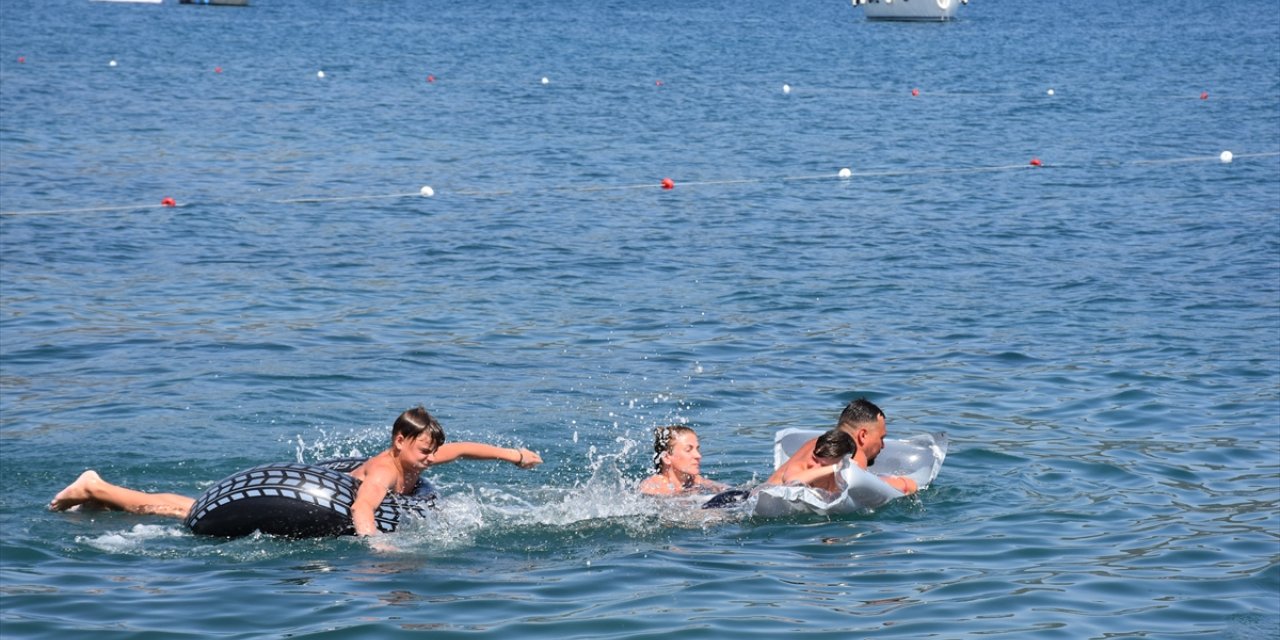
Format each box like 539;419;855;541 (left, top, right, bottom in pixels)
49;406;542;536
638;425;727;496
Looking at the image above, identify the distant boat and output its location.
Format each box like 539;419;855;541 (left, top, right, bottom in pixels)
179;0;249;5
852;0;967;21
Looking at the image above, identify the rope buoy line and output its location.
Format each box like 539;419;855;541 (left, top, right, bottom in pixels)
272;192;424;204
0;151;1275;217
1128;151;1276;166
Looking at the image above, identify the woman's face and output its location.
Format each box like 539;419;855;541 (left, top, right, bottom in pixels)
664;431;702;479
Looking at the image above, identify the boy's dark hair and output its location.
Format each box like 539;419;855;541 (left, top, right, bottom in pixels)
393;406;446;449
813;429;855;460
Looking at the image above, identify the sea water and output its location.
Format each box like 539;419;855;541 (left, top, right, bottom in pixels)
1;0;1277;637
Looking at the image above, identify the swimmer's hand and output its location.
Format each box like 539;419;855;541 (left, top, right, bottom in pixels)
513;448;542;470
365;536;399;554
883;475;918;495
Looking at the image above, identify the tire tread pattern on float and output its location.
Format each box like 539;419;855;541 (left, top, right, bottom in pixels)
184;461;427;536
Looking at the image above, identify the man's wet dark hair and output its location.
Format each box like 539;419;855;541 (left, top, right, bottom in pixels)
837;397;884;430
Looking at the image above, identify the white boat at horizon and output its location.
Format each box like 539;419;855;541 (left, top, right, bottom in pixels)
852;0;967;21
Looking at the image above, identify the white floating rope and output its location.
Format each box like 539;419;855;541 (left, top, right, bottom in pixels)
1;152;1275;217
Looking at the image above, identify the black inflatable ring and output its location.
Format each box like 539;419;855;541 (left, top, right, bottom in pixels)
183;458;438;538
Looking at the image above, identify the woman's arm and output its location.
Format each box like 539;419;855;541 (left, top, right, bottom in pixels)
693;476;728;492
640;474;725;496
432;442;542;469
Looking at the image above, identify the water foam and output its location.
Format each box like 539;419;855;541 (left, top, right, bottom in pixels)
377;433;745;552
79;524;187;553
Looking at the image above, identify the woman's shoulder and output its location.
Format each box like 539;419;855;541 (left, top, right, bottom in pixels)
641;474;724;496
639;474;676;495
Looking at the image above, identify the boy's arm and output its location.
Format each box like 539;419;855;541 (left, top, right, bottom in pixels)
432;442;542;469
351;471;395;536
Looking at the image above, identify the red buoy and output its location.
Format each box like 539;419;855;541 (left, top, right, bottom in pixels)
214;66;223;74
17;56;25;64
1029;158;1043;167
661;178;675;190
161;197;177;207
911;88;920;97
427;74;436;83
1200;91;1208;100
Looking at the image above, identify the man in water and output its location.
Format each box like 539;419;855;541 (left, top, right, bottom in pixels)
771;398;917;494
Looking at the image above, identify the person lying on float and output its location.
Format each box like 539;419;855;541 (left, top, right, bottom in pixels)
50;405;542;537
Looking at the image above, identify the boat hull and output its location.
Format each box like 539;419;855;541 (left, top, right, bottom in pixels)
854;0;960;21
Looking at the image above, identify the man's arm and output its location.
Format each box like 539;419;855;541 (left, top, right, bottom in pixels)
882;475;918;494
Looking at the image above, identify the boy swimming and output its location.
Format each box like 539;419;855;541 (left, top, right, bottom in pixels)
50;405;541;537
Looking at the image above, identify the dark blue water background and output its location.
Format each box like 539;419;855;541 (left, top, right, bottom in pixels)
2;0;1278;637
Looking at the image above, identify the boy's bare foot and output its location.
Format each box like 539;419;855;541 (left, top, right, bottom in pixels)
49;470;102;511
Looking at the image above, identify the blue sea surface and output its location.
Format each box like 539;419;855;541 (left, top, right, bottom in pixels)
2;0;1278;637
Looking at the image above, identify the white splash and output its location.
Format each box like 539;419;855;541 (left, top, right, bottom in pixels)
79;524;186;553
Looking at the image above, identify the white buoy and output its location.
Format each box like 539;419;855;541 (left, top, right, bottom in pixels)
109;59;118;67
1219;150;1233;163
317;70;326;79
419;186;435;197
541;76;550;85
838;167;852;179
782;83;791;95
1047;88;1055;96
